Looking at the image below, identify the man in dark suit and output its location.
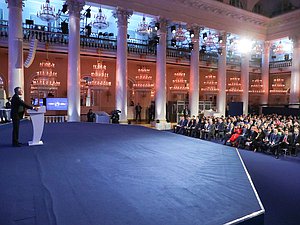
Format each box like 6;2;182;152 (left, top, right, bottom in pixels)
11;87;37;147
290;127;300;156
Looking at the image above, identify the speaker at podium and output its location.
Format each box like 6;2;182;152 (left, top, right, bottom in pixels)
27;106;46;146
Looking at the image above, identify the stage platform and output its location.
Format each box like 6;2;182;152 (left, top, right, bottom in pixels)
0;121;264;225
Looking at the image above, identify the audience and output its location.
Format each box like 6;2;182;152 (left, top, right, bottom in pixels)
173;113;300;159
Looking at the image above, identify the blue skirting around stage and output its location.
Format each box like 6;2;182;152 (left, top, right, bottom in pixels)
0;121;264;225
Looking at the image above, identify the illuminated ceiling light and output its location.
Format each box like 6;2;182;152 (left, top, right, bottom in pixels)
37;0;58;23
92;7;109;30
237;38;253;54
136;16;150;36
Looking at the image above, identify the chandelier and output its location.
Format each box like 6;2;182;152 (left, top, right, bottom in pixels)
272;41;284;55
92;7;109;30
136;16;150;36
133;66;154;90
201;74;219;92
32;59;60;92
270;77;287;94
88;61;111;89
37;0;58;23
174;26;187;42
226;77;243;93
252;42;263;56
170;71;189;92
249;78;265;94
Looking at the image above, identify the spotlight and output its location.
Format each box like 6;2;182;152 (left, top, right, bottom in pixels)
154;35;160;44
218;36;223;43
171;25;176;34
189;43;194;51
62;4;68;13
190;30;194;38
85;25;91;36
200;45;206;53
85;8;91;18
218;47;223;55
154;22;160;31
171;38;176;47
25;19;34;25
61;21;68;34
203;32;207;40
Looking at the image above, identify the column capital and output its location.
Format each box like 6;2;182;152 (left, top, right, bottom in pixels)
188;24;200;41
66;0;85;18
263;41;271;54
113;7;133;27
156;17;168;34
6;0;24;8
289;36;300;48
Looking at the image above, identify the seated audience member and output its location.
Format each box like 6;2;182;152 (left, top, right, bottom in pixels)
87;109;95;122
216;118;226;140
174;116;185;133
280;129;292;154
250;128;265;152
207;119;216;141
200;119;209;139
236;123;252;148
266;128;281;159
290;127;300;156
178;116;189;135
186;115;196;136
191;117;202;138
223;120;234;144
226;125;242;146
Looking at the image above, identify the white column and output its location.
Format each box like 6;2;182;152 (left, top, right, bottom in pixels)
189;26;200;117
86;88;91;107
67;0;84;122
241;53;250;115
7;0;24;97
155;18;167;122
289;37;300;105
261;41;270;105
113;8;132;123
217;33;227;116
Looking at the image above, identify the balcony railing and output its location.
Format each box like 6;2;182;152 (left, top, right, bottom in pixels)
0;20;294;70
269;60;292;68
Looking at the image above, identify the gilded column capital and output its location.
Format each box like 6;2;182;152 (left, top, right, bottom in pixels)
113;7;133;27
66;0;85;18
155;17;168;34
6;0;24;8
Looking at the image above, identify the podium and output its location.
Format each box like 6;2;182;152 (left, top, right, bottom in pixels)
27;106;46;146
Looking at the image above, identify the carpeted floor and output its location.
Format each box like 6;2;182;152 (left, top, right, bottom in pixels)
0;121;264;225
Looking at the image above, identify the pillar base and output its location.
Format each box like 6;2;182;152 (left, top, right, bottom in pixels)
119;120;128;124
151;120;171;130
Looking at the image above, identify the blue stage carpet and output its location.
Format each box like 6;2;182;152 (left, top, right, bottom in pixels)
0;121;263;225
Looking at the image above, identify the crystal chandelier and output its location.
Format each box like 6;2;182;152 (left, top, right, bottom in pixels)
133;66;154;90
273;41;284;55
174;25;187;42
226;77;243;93
170;71;189;92
249;78;265;94
270;77;287;94
201;74;219;92
92;7;109;30
37;0;58;23
252;42;263;56
88;61;111;89
32;59;60;92
136;16;150;36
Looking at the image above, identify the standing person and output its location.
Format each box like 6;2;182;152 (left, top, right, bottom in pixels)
11;87;37;147
87;109;95;122
135;103;142;122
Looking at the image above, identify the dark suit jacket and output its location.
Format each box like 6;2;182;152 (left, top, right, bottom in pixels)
11;94;33;120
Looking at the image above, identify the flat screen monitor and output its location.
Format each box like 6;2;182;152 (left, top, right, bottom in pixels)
46;98;68;111
33;98;45;106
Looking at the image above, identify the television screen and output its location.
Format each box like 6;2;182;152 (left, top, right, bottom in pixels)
46;98;68;110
